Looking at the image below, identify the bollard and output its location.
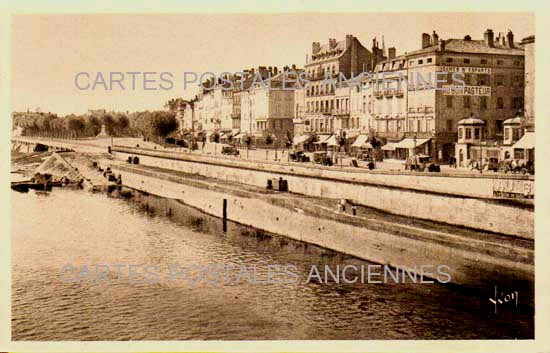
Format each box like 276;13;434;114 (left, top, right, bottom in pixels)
352;205;357;216
222;198;228;232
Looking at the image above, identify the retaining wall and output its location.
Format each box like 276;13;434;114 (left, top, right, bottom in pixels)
113;148;534;239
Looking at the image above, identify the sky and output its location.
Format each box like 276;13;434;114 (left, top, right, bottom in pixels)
11;13;535;115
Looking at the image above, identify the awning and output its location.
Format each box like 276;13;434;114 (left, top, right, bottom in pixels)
233;132;245;139
513;131;535;149
381;142;396;151
394;138;431;149
205;131;215;137
351;134;368;148
293;134;310;145
326;135;339;147
313;134;332;144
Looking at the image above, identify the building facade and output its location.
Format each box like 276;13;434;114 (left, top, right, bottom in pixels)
298;35;382;137
372;29;525;162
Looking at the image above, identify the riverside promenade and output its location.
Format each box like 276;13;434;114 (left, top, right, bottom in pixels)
12;136;534;238
10;136;535;299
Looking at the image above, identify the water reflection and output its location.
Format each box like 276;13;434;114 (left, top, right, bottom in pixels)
11;188;533;340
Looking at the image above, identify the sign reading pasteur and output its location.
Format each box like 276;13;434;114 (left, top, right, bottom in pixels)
442;85;491;96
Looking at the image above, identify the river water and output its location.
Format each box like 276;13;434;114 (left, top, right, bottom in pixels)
11;187;533;340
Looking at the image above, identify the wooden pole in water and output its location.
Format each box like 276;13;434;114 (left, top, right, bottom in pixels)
222;198;228;232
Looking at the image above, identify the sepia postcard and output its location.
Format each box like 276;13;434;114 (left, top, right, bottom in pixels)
2;1;550;353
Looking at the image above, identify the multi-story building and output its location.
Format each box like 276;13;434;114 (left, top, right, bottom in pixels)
298;35;383;137
372;29;525;162
240;66;300;144
521;35;535;130
195;77;234;136
371;48;407;141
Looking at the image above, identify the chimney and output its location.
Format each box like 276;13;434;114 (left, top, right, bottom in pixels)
507;30;515;48
345;34;353;49
273;67;278;75
422;33;431;49
484;29;494;47
312;42;321;54
464;35;471;41
438;38;446;51
432;31;439;46
292;64;296;70
329;38;337;49
388;47;396;60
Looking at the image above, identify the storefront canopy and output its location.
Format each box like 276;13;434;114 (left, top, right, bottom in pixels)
326;134;339;147
313;134;332;144
513;131;535;149
293;134;310;145
233;132;245;140
381;142;396;151
394;138;430;149
351;134;370;148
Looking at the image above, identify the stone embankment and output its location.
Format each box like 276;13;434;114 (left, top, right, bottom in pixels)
106;161;534;301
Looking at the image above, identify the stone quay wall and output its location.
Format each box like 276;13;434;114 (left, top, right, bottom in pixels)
113;146;534;239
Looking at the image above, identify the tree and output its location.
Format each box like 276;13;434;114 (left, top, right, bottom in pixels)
102;114;116;136
212;132;220;143
151;111;178;139
264;133;273;146
66;116;86;138
114;114;130;136
244;135;252;158
284;130;293;149
85;115;102;136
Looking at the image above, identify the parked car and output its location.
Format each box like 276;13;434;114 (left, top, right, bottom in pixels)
498;159;533;174
405;154;440;172
290;150;310;162
313;151;332;166
486;157;499;172
221;146;239;156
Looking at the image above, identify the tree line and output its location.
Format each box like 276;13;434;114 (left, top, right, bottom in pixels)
12;111;178;141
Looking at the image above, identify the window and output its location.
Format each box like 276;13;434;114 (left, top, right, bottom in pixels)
480;96;487;110
497;97;504;109
481;59;488;64
474;128;480;139
497;60;504;65
465;128;472;139
446;96;453;108
514;149;525;159
409;60;414;65
418;59;423;64
515;75;524;86
463;96;471;108
513;97;524;109
427;58;432;63
496;120;503;133
478;74;490;86
464;58;470;64
458;127;463;139
446;119;453;131
446;58;453;63
496;75;505;86
504;127;510;140
464;73;471;85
